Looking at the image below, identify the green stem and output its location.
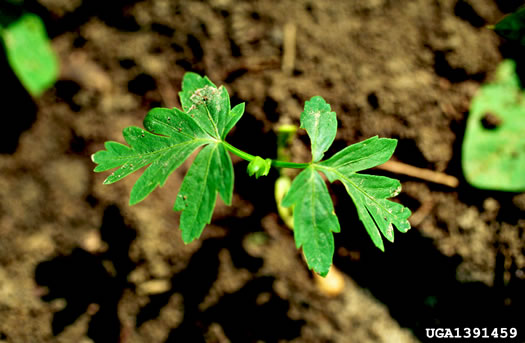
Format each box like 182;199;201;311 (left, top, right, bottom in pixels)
272;160;310;169
222;141;309;169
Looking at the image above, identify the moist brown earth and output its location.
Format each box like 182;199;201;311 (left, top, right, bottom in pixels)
0;0;524;342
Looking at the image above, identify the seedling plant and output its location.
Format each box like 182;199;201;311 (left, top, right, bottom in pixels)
92;73;411;276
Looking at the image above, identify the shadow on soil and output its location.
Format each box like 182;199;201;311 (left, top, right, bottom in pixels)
137;213;304;342
332;184;525;341
34;206;135;342
0;42;37;154
35;205;304;342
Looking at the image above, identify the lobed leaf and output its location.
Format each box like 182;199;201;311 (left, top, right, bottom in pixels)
311;134;409;250
174;143;233;243
291;95;410;260
301;96;338;162
92;108;213;202
282;167;340;277
93;72;242;245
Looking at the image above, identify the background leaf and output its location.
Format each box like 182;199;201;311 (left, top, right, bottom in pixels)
494;7;525;45
282;167;340;277
301;96;337;162
462;60;525;191
1;13;58;96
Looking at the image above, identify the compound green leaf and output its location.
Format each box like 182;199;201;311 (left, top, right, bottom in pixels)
94;73;237;244
316;137;411;251
301;96;337;162
282;167;340;277
462;60;525;191
92;107;213;205
1;14;58;96
174;142;233;243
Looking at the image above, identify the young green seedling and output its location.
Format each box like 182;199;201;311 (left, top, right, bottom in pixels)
92;73;411;276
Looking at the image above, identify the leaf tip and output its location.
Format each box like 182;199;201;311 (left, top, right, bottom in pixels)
397;218;412;233
370;234;385;252
93;164;104;173
181;229;199;245
317;269;329;278
129;191;146;206
391;184;402;198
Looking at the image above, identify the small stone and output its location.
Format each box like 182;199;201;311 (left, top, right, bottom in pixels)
137;279;171;295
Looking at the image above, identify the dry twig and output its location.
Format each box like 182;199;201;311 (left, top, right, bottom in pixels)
376;160;459;188
282;23;296;75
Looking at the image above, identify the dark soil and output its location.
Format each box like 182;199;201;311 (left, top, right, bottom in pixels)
1;0;524;342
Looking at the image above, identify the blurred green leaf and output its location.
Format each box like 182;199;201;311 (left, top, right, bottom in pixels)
1;13;58;96
494;7;525;45
462;60;525;191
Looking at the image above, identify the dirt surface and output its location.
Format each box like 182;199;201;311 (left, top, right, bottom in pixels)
1;0;524;342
